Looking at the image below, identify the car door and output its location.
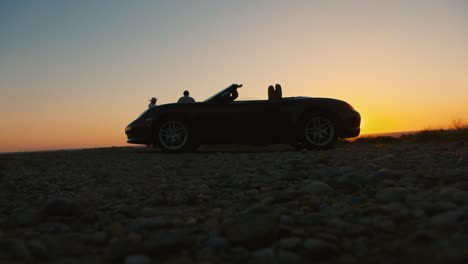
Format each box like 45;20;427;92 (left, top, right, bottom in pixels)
195;101;266;143
226;100;292;143
260;100;293;142
229;101;266;143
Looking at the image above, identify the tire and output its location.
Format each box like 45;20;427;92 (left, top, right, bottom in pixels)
302;115;337;150
156;118;193;153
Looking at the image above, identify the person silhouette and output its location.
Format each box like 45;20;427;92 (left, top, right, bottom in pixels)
148;97;158;108
177;90;196;103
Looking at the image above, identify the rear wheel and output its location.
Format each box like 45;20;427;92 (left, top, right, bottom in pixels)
303;115;337;150
156;119;192;153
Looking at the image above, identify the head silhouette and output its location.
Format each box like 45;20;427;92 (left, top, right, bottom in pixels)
183;90;189;96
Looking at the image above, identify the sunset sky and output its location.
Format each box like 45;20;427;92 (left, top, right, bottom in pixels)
1;0;467;152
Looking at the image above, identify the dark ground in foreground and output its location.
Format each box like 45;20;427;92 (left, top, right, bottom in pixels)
1;140;468;263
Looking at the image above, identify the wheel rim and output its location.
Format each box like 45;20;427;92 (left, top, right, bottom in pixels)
305;117;334;146
158;120;188;150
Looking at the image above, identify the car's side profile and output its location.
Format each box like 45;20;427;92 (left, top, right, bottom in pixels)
125;84;361;152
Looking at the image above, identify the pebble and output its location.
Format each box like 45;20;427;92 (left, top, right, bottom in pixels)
206;236;230;254
222;213;279;250
41;197;82;217
375;187;409;203
302;181;334;196
143;228;196;255
279;237;302;249
278;250;302;264
125;254;152;264
303;238;338;259
0;239;31;260
131;217;171;231
430;211;463;228
250;248;275;264
26;239;48;259
11;208;41;226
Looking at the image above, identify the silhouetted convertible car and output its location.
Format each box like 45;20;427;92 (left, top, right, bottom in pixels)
125;84;360;152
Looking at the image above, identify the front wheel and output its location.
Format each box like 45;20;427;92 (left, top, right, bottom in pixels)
303;115;337;150
156;119;192;153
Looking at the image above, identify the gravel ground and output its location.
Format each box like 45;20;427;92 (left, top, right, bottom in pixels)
1;141;467;264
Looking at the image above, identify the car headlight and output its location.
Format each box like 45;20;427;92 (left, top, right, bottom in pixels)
125;126;132;132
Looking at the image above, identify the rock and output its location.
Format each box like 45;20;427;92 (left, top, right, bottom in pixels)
167;193;190;206
373;218;396;232
303;238;338;259
105;238;143;261
88;231;108;245
430;211;463;228
375;187;409;203
406;230;436;244
280;215;294;226
302;181;333;196
206;236;229;254
260;196;275;205
339;165;356;174
147;192;167;206
26;239;48;259
439;187;468;204
281;170;307;180
222;213;279;250
348;237;368;258
331;200;353;216
370;168;403;182
432;236;468;263
130;217;171;231
456;150;468;166
295;213;325;225
143;228;196;256
228;247;250;263
279;237;301;249
0;239;31;260
41;197;82;217
54;258;81;264
275;189;300;202
422;201;458;216
11;208;41;226
278;250;302;264
37;222;71;233
196;247;214;261
384;202;412;221
141;207;158;217
339;172;370;185
125;254;153;264
250;248;275;264
41;233;88;257
329;218;359;236
164;256;194;264
454;181;468;192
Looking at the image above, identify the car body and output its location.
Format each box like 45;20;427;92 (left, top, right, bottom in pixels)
125;84;361;152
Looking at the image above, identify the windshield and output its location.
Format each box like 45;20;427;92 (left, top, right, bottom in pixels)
204;84;237;103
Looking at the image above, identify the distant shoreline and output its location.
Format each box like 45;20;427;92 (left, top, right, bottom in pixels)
358;130;419;138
